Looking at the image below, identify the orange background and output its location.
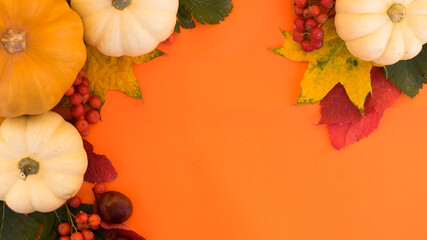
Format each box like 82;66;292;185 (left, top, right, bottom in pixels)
79;1;427;240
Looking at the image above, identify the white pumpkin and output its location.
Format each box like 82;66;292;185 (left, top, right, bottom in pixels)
71;0;179;57
335;0;427;65
0;112;87;213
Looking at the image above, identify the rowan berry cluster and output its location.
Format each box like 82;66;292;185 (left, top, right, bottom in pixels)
292;0;335;52
63;69;101;137
57;195;102;240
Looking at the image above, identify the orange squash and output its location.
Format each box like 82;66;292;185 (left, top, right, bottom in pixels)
0;0;86;117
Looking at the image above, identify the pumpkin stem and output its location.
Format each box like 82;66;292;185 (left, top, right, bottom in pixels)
18;157;39;180
388;4;406;23
1;29;27;54
112;0;131;10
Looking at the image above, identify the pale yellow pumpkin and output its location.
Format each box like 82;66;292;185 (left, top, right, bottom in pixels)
0;0;86;117
335;0;427;65
71;0;179;57
0;112;87;213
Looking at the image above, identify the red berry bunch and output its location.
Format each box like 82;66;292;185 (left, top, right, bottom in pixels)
291;0;335;52
58;195;102;240
64;69;102;137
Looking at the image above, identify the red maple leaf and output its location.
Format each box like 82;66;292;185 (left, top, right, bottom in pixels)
83;140;118;183
319;67;401;149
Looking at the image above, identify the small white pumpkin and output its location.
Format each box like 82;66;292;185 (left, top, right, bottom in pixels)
335;0;427;65
71;0;179;57
0;111;87;213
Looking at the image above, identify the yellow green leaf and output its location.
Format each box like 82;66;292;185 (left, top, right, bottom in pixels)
273;21;374;112
84;45;163;104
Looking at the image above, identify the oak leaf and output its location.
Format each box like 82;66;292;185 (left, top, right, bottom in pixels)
273;21;374;111
84;45;163;105
385;44;427;98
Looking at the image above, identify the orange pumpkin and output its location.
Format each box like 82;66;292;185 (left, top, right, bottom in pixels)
0;0;86;117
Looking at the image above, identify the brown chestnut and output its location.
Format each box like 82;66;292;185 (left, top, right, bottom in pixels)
97;191;133;223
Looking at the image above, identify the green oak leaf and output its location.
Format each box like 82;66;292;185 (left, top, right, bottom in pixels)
29;211;60;240
385;45;427;98
0;202;40;240
176;0;233;31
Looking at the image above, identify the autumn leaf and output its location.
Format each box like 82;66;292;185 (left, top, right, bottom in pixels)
273;21;374;112
320;67;401;149
176;0;233;32
84;45;163;105
100;221;146;240
385;44;427;98
0;117;4;125
83;139;118;183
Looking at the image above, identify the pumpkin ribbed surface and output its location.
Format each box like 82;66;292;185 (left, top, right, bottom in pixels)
0;112;87;213
335;0;427;65
71;0;178;57
0;0;86;117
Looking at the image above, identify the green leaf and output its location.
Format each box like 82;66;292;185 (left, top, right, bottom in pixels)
385;45;427;98
0;201;106;240
176;0;233;31
29;211;60;240
0;202;40;240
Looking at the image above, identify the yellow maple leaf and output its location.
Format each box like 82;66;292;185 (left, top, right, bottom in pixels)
84;45;163;104
273;21;374;112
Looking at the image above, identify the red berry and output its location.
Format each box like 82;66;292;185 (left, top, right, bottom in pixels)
291;0;297;6
77;222;89;231
76;212;89;224
89;96;102;109
73;116;85;122
295;0;307;8
81;229;95;240
74;76;83;86
77;85;89;95
308;5;321;17
85;109;100;124
292;30;305;43
81;93;90;104
310;40;323;50
293;18;305;32
79;69;86;77
76;119;89;132
320;0;334;9
58;222;71;235
88;214;101;230
70;232;84;240
70;93;82;105
60;236;71;240
303;8;311;19
311;27;324;41
81;77;90;87
94;182;107;194
293;6;304;17
65;86;75;96
80;130;90;137
67;196;82;208
71;104;84;118
301;40;313;52
304;18;318;31
316;13;328;24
